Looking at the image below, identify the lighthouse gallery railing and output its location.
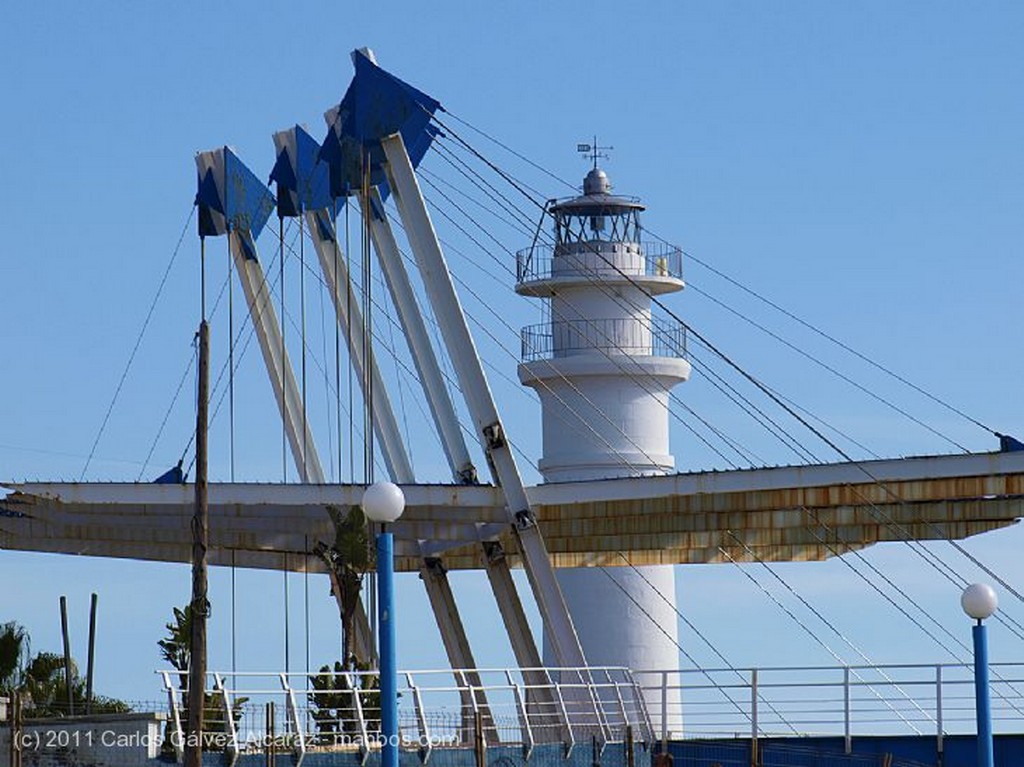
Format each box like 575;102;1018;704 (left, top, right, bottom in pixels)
521;317;687;363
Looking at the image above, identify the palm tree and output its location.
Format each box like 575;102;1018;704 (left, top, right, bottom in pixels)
307;660;380;744
314;505;370;670
157;604;246;747
158;605;192;690
0;621;29;693
20;651;128;717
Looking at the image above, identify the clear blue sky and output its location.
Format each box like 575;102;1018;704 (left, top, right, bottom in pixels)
1;2;1023;707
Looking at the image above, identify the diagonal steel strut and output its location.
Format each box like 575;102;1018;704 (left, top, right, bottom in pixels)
228;230;372;656
364;192;551;720
380;134;588;669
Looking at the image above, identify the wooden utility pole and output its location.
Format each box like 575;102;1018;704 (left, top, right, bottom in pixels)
185;320;210;767
58;596;73;716
10;695;23;767
85;593;97;715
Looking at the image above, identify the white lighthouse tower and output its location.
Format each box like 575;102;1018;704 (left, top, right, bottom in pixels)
517;151;690;688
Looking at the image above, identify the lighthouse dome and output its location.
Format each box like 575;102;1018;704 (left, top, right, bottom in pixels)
583;167;611;195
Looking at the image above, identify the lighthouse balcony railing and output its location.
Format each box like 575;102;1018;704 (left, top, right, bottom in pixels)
516;241;683;285
521;317;687;363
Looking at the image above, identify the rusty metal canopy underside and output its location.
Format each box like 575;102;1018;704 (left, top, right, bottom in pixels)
2;451;1021;573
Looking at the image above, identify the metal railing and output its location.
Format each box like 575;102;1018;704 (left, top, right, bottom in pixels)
516;241;683;285
635;662;1024;752
521;317;687;363
159;666;651;761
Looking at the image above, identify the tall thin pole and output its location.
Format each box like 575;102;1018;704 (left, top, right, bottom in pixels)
280;216;288;483
283;561;290;677
185;317;210;767
334;199;342;484
973;621;995;767
362;153;374;485
345;203;354;483
299;214;308;482
231;551;237;675
228;239;235;482
58;596;74;716
85;593;97;715
377;530;397;767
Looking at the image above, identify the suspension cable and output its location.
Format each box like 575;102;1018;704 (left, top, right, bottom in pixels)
81;204;195;479
430;116;1024;619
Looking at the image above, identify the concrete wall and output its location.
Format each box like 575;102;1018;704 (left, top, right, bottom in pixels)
1;712;166;767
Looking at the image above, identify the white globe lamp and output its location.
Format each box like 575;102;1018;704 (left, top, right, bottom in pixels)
961;583;999;621
362;481;406;524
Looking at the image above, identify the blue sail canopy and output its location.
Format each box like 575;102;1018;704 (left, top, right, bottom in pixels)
195;147;276;239
319;49;442;198
270;125;335;217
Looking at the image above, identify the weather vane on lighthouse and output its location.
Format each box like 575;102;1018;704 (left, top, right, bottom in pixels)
577;136;614;170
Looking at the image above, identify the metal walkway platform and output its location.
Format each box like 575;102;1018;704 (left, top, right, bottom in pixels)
2;451;1021;571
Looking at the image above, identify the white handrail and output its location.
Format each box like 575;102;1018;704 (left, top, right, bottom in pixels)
154;666;650;754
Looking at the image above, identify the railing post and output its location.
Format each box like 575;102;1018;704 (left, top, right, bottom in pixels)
506;670;534;758
280;674;306;767
346;671;370;765
584;667;612;746
749;669;759;767
749;663;757;741
266;702;276;767
843;666;851;755
660;671;668;752
606;669;630;739
548;670;576;755
625;671;655;747
936;665;944;759
161;671;185;763
215;674;240;767
406;672;431;763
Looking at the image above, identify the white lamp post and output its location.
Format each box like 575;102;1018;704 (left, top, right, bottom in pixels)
961;582;998;767
361;482;405;767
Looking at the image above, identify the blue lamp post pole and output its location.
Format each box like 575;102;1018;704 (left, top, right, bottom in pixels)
962;583;998;767
363;482;406;767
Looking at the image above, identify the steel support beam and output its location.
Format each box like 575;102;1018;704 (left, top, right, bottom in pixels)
229;231;371;657
381;134;587;668
229;232;323;482
304;210;414;483
363;190;478;484
307;206;490;687
482;539;559;732
366;189;541;694
420;558;477;672
420;558;500;741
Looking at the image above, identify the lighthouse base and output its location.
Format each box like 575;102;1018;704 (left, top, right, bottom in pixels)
543;564;682;736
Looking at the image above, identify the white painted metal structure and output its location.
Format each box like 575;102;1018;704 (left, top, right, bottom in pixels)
4;52;1024;755
633;661;1024;748
158;666;651;760
226;230;324;484
517;167;689;711
302;208;413;483
381;134;589;671
362;189;551;691
4;451;1022;570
